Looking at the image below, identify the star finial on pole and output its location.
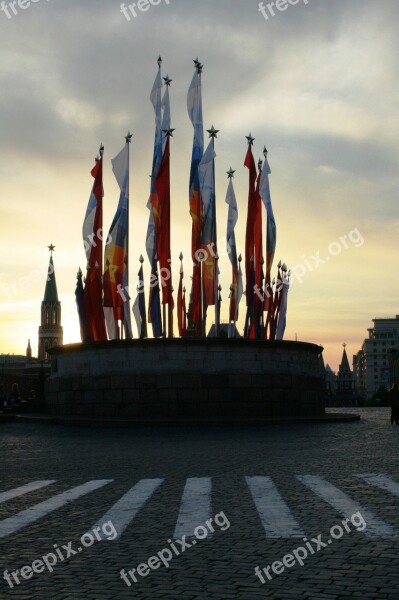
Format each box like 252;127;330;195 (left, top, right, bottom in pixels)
163;75;172;87
48;244;55;255
163;128;175;138
125;131;133;144
227;167;235;179
193;57;203;74
207;125;219;139
246;133;255;146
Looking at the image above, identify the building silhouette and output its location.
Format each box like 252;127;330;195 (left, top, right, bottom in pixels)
354;315;399;399
38;249;63;361
336;344;356;398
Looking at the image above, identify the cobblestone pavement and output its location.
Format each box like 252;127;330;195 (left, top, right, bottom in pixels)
0;408;398;600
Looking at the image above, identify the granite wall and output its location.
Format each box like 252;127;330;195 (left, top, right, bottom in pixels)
46;339;325;420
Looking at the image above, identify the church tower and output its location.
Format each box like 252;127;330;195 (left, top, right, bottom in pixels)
337;343;355;397
38;245;63;361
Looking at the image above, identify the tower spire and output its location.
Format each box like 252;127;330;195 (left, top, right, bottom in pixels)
38;246;63;361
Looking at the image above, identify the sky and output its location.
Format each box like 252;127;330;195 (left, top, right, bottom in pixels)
0;0;398;371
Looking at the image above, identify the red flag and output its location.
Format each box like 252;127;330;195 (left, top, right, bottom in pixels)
83;155;107;341
154;137;172;305
244;145;258;305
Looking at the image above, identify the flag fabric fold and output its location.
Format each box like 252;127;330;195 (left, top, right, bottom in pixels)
75;269;88;343
260;153;276;294
187;67;204;334
225;176;239;323
146;64;164;337
103;142;132;339
198;139;217;306
154;136;172;305
82;154;107;342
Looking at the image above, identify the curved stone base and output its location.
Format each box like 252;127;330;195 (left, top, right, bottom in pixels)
46;339;325;420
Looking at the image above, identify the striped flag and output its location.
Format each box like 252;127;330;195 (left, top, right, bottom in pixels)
198;135;217;306
187;61;204;333
103;138;132;339
276;270;289;340
82;152;107;342
225;170;239;323
260;149;276;302
154;135;172;305
146;60;164;338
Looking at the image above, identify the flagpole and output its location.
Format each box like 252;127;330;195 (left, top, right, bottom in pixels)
125;131;133;340
169;285;174;339
215;254;220;337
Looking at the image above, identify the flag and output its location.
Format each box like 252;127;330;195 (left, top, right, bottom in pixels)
146;62;164;338
177;259;187;337
132;264;148;339
244;143;256;304
103;139;132;339
276;272;289;340
198;137;217;306
187;64;204;334
244;138;263;339
82;153;107;342
260;150;276;305
225;173;239;322
75;269;88;343
154;136;172;305
237;259;244;323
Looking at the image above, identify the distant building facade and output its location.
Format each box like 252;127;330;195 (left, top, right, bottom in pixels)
38;251;63;361
353;349;366;399
325;364;337;396
354;315;399;399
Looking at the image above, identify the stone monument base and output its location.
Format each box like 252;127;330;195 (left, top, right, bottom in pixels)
46;339;326;421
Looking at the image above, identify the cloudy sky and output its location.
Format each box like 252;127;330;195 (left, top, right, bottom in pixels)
0;0;398;370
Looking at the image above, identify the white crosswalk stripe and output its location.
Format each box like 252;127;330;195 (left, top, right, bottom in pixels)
91;478;164;540
173;477;212;539
0;475;398;541
356;474;399;498
0;481;56;504
0;480;113;540
246;476;304;538
297;475;397;538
